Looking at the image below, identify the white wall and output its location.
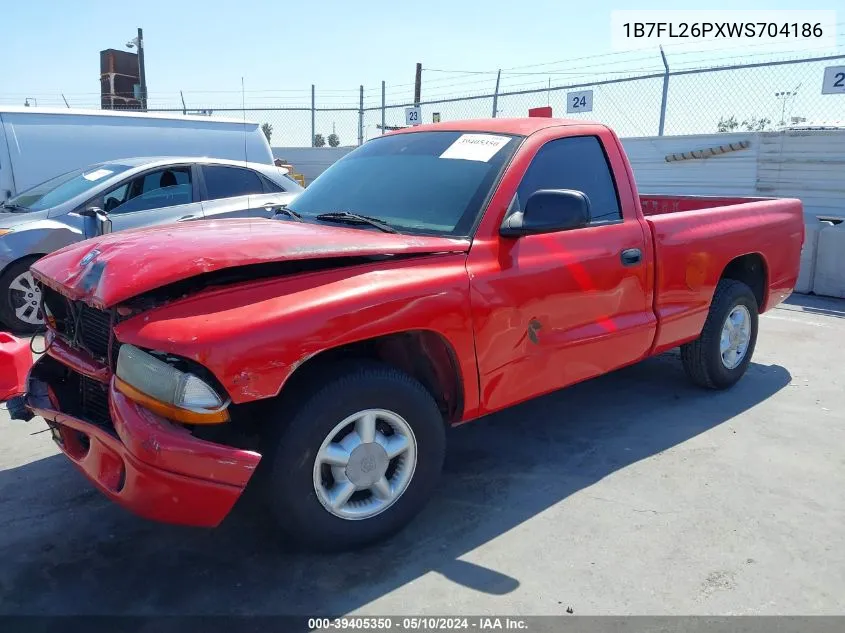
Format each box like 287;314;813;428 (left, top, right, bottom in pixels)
755;130;845;222
622;128;845;222
622;132;760;197
271;146;354;185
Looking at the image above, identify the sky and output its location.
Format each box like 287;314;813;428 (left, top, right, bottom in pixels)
1;0;843;145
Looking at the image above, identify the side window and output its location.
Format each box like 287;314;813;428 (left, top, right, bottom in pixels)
102;183;130;212
140;168;189;193
260;174;286;193
515;136;622;223
109;167;193;214
202;166;265;200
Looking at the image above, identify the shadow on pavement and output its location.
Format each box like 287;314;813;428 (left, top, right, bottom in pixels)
783;293;845;319
0;352;791;615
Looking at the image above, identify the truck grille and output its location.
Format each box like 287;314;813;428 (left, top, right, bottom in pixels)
42;287;118;365
79;375;112;430
76;304;112;359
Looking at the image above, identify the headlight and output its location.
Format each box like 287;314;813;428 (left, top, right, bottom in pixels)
0;228;13;237
115;344;229;424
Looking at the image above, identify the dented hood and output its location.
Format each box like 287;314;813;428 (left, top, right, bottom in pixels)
30;218;470;308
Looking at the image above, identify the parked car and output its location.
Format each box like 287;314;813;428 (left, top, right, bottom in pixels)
0;107;275;201
13;116;803;551
0;156;303;331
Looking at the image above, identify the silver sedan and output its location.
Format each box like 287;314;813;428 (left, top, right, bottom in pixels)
0;156;303;332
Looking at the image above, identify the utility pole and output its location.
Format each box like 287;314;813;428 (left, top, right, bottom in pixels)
311;84;316;147
414;62;422;107
658;46;669;136
137;28;147;110
491;69;501;117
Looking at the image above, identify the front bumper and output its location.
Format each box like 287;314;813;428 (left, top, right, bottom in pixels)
24;342;261;527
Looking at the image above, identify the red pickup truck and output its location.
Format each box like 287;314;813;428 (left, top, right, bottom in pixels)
15;117;804;551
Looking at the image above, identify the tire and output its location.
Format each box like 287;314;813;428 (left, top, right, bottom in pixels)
680;279;759;390
0;256;45;334
261;361;446;551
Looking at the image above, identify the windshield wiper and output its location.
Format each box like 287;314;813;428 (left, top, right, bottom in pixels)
1;203;28;213
314;211;398;234
271;206;304;222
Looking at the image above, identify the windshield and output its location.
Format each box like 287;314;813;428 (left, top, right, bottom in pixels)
286;130;521;236
6;163;133;212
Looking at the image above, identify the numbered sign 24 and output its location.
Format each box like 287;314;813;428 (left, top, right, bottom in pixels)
566;90;594;114
405;106;422;126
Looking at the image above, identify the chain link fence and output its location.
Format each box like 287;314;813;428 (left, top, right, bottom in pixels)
14;53;841;147
165;54;845;147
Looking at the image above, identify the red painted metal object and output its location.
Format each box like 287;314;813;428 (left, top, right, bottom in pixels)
21;116;805;527
0;332;32;401
30;219;469;309
26;365;259;527
528;106;553;117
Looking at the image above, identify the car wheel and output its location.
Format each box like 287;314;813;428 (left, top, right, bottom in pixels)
0;256;45;333
681;279;759;390
262;361;446;551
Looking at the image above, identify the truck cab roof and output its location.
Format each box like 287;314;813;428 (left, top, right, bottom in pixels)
385;116;603;137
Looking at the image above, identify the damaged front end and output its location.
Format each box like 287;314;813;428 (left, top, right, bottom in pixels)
15;283;262;527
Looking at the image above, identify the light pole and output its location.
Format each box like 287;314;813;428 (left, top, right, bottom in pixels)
125;28;147;111
774;87;799;126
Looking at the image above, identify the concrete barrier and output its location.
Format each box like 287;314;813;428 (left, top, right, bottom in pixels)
812;223;845;299
795;221;824;294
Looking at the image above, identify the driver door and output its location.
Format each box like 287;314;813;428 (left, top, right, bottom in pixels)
469;135;653;413
102;165;204;232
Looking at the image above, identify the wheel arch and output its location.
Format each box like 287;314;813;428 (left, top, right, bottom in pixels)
276;329;465;425
0;252;45;279
717;252;768;311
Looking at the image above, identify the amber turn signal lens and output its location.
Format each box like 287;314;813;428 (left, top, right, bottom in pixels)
114;377;230;425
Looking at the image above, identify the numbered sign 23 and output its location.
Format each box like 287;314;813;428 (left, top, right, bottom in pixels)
405;106;422;126
566;90;594;113
822;66;845;94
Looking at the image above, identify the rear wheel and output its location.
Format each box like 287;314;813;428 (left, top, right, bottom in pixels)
681;279;759;390
262;361;446;551
0;256;45;333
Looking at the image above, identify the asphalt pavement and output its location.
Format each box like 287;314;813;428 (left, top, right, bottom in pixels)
1;293;843;616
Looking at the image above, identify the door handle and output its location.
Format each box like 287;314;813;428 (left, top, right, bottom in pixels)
621;248;642;266
178;214;199;222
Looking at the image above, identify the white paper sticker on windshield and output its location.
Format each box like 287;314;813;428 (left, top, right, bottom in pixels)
82;168;113;181
439;134;510;162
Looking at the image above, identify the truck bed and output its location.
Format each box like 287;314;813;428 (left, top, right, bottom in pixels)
639;194;771;216
641;195;805;354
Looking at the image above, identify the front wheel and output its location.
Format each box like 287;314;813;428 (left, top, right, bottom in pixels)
0;256;45;333
262;362;446;551
680;279;759;389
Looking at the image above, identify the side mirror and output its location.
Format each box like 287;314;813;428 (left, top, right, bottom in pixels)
81;206;113;239
499;189;591;238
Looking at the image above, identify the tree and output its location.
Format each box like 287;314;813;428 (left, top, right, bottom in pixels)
314;133;326;147
717;115;773;133
743;116;772;131
327;133;340;148
717;116;739;132
261;122;273;143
